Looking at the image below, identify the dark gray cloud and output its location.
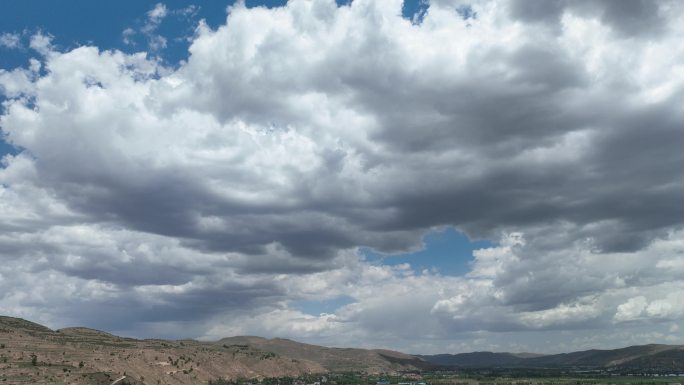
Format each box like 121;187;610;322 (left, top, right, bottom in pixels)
510;0;668;38
509;0;566;25
598;0;666;37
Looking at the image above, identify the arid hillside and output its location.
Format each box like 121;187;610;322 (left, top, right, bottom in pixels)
218;336;433;373
4;314;683;385
0;316;426;385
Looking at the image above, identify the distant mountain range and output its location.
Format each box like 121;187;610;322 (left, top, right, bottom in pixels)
418;344;684;370
1;315;683;385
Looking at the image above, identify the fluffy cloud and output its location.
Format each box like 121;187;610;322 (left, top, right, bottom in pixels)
0;32;21;49
29;32;54;55
1;0;684;353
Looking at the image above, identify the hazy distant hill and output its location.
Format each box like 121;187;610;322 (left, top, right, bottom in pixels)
419;344;684;370
527;344;684;369
417;352;529;367
218;336;433;372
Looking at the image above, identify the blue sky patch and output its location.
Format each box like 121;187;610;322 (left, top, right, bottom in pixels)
403;0;429;24
0;1;227;68
0;139;18;163
362;228;494;276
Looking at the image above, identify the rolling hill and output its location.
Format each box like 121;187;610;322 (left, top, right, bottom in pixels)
2;314;684;385
418;344;684;370
0;316;426;385
218;336;433;373
417;352;529;368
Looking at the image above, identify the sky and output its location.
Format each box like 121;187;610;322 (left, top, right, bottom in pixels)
0;0;683;355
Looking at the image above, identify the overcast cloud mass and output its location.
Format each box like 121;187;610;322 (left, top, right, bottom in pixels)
1;0;684;354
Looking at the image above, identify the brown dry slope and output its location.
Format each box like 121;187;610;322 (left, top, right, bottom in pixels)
0;316;430;385
218;336;433;373
0;316;324;385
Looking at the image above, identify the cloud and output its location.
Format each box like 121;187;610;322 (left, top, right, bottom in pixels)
122;28;136;46
1;0;684;353
615;291;684;322
147;3;168;24
123;3;200;52
508;0;670;38
28;32;53;55
0;32;21;49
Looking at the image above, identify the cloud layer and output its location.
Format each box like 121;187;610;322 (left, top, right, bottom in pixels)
1;0;684;353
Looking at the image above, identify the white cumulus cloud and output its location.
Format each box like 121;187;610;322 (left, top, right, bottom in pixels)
1;0;684;353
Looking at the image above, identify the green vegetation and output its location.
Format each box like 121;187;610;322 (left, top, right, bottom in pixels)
209;379;238;385
211;370;684;385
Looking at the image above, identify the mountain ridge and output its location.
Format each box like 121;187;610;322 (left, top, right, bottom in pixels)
418;343;684;370
0;316;427;385
2;315;684;385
